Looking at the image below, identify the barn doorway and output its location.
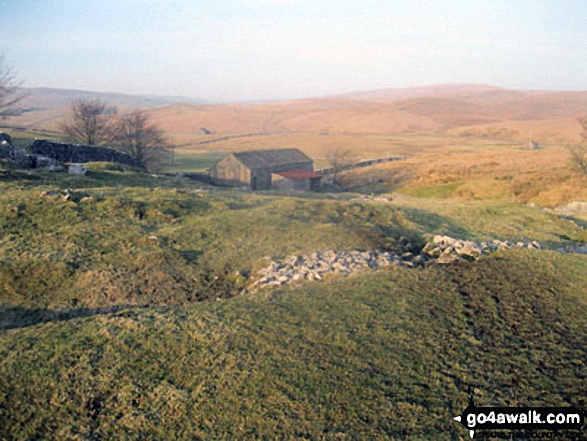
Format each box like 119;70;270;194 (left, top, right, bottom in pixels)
252;176;257;190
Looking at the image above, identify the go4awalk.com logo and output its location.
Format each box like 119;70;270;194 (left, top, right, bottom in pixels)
453;393;585;439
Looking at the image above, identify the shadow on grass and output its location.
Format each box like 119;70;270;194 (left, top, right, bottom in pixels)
400;206;471;239
567;215;587;232
0;304;141;332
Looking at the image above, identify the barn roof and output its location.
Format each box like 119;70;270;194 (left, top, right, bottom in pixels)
233;149;311;168
275;169;322;180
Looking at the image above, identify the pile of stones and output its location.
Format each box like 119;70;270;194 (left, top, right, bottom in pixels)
251;235;543;288
39;189;95;203
422;235;541;264
251;249;428;288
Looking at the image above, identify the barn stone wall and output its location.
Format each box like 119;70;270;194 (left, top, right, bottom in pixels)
29;140;145;169
245;163;312;190
271;174;312;191
210;153;252;187
211;151;316;190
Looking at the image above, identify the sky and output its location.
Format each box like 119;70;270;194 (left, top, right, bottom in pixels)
1;0;586;102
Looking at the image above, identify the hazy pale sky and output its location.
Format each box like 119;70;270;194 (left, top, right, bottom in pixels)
2;0;586;101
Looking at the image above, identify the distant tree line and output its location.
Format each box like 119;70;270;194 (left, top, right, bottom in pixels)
61;99;170;169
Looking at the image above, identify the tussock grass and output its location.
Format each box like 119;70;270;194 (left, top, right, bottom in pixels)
344;145;587;207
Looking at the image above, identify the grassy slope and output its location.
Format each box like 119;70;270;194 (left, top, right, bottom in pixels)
0;167;586;439
1;167;584;313
343;145;587;208
0;251;585;439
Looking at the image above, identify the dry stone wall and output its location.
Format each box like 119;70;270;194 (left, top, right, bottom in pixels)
29;140;145;169
0;132;13;159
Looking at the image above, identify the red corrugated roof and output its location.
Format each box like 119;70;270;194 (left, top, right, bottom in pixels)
276;169;322;180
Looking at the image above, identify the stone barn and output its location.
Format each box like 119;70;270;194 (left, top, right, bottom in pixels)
210;148;321;191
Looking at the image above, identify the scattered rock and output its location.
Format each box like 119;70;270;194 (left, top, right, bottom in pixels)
11;150;35;168
40;190;62;198
436;254;459;264
251;235;552;289
553;201;587;217
528;241;541;250
557;245;587;255
68;163;88;176
35;155;59;169
45;164;65;172
252;248;428;289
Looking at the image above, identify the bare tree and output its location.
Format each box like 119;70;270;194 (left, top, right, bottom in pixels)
0;55;26;119
111;109;169;169
326;148;357;184
61;99;117;145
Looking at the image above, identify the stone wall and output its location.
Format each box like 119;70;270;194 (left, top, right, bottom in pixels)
0;132;12;145
29;140;145;169
316;156;407;176
0;143;12;159
0;132;13;159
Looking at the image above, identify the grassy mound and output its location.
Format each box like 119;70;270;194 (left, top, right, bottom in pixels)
1;170;584;317
0;251;585;439
1;168;585;439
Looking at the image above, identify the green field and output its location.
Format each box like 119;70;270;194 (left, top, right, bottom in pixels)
163;150;226;173
0;159;586;439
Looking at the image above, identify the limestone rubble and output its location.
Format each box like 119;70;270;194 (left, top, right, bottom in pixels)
252;235;543;288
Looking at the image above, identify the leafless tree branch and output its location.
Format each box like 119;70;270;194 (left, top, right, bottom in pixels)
110;109;170;170
0;55;26;119
326;148;357;184
61;99;117;145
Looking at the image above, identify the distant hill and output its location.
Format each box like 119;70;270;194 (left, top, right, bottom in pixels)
339;83;518;102
18;87;207;110
148;84;587;144
1;87;208;134
3;84;587;144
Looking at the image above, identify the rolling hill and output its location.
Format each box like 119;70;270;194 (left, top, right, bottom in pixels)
4;84;587;145
3;87;207;134
149;85;587;142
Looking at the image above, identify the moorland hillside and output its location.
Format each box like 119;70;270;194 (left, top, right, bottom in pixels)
6;84;587;145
